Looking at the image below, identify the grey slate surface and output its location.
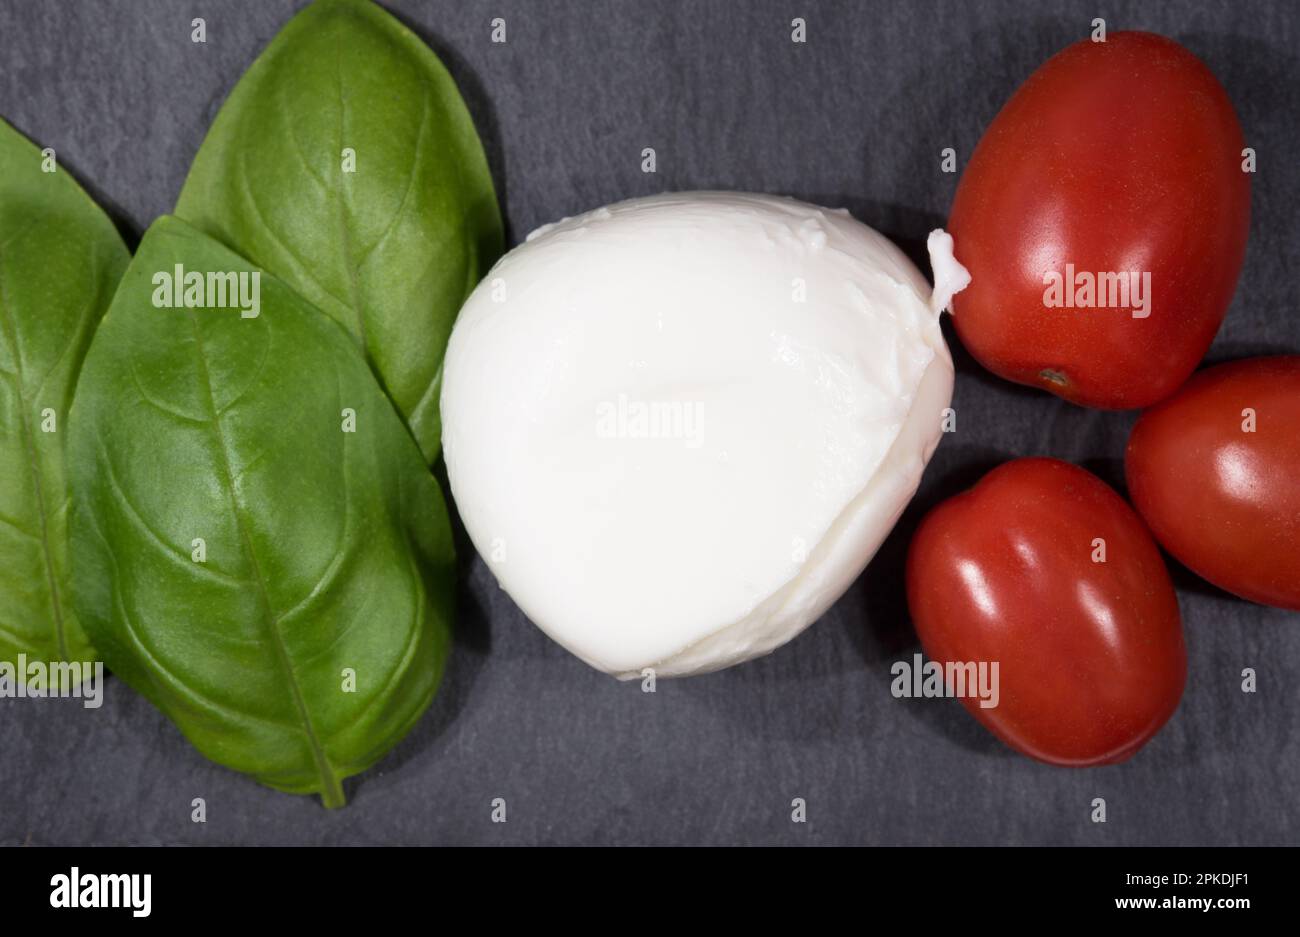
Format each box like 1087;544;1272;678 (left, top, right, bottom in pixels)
0;0;1297;846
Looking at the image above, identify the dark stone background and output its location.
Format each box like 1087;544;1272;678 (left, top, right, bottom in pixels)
0;0;1296;845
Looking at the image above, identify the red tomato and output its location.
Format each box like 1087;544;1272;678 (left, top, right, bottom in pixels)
1126;356;1300;610
905;458;1186;766
947;31;1250;409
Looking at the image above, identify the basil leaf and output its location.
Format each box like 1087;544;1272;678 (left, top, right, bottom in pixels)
68;216;453;807
0;118;128;676
175;0;503;463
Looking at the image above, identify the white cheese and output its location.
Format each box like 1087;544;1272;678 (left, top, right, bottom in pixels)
926;228;971;315
442;192;954;678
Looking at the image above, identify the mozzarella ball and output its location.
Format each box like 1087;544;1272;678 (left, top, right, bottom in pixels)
442;192;952;677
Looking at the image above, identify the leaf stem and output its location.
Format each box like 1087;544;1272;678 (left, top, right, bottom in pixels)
321;776;347;809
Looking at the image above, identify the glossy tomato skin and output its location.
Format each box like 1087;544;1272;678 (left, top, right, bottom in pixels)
948;32;1250;409
905;458;1186;766
1126;356;1300;610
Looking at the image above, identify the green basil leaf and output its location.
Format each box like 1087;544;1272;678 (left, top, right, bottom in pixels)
68;216;453;807
175;0;503;463
0;118;129;676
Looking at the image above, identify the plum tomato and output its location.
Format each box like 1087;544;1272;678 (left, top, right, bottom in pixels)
1126;356;1300;610
947;31;1250;409
905;458;1186;766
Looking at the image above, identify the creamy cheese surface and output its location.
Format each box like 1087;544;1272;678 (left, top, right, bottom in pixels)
442;192;954;677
